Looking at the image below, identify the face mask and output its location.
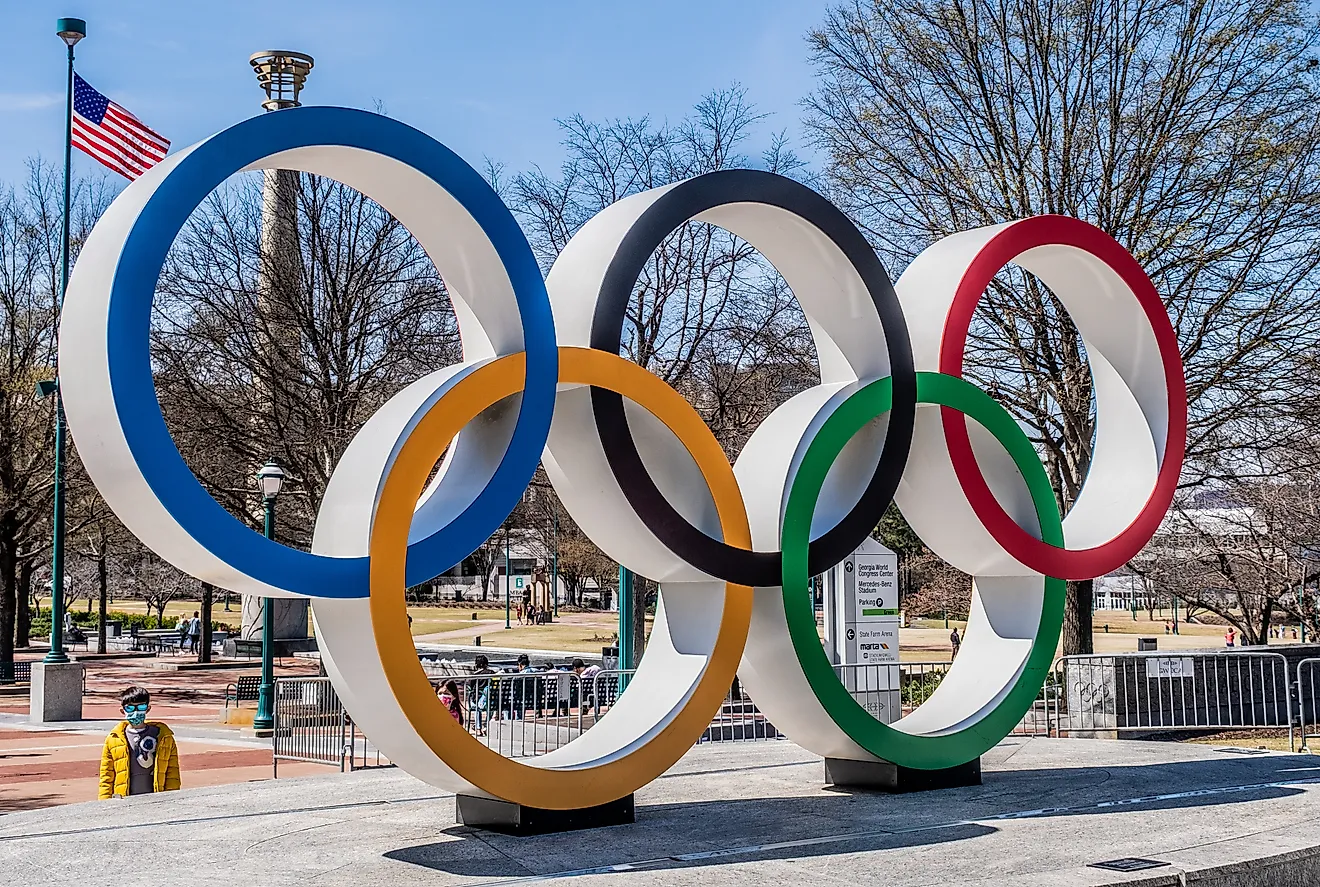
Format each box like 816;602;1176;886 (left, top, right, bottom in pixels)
124;703;148;726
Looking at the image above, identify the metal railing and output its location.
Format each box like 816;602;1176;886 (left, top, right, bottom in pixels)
1297;658;1320;753
275;665;785;774
834;661;1055;736
1050;650;1293;749
702;677;782;742
272;676;383;775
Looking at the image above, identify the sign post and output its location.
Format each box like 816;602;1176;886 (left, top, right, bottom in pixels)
824;537;901;724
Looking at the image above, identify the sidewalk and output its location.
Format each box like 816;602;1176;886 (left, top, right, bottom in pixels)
0;655;331;812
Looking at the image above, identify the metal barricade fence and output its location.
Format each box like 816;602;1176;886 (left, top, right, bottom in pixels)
272;676;384;776
449;669;592;758
1297;658;1320;753
1049;650;1293;749
833;661;1055;735
702;677;782;742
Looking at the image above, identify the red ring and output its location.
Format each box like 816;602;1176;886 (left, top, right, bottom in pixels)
938;215;1186;579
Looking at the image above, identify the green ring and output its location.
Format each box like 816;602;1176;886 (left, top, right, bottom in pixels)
781;371;1065;769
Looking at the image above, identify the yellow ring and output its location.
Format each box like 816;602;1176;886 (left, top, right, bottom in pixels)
369;346;752;809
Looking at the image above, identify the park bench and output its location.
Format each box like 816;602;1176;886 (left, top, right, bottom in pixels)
224;675;261;710
230;638;263;659
130;628;180;654
0;661;86;693
0;661;32;684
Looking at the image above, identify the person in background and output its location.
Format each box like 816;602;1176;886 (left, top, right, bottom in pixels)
950;626;962;659
439;680;464;727
510;653;532;720
573;657;603;715
188;611;202;654
177;615;189;650
1225;627;1236;648
469;654;495;736
99;686;180;800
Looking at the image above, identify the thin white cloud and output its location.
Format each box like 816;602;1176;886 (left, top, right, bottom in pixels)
0;93;62;112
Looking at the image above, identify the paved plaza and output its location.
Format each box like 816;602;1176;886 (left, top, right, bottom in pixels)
2;737;1318;886
0;655;326;810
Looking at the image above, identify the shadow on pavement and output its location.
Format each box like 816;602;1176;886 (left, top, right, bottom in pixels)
383;754;1314;880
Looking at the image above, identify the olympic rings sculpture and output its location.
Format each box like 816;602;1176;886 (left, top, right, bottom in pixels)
60;108;1185;809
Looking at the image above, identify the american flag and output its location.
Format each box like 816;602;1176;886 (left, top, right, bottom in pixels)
72;74;169;180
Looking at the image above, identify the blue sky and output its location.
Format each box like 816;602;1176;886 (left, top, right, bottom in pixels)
1;1;826;188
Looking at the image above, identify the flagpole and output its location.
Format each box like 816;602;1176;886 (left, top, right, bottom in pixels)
46;18;86;666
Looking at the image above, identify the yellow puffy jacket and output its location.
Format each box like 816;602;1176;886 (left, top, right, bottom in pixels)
99;721;181;799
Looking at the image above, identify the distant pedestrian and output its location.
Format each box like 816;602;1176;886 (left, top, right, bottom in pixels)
1225;628;1236;648
950;627;961;659
177;615;189;650
188;611;202;654
1293;628;1299;640
99;686;180;799
516;602;524;625
1164;621;1171;635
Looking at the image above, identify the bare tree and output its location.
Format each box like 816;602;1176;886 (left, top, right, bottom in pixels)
151;172;462;548
0;161;112;664
806;0;1320;653
509;86;815;647
123;550;191;628
1131;484;1302;645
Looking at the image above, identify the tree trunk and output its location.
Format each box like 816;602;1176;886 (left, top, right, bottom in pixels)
0;531;16;668
1247;600;1272;648
630;577;649;667
199;582;213;663
1063;579;1094;656
16;559;31;649
96;553;108;655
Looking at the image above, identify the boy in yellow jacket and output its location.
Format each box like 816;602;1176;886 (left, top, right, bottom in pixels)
99;686;181;799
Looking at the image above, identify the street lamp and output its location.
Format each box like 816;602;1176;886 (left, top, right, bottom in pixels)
252;460;285;736
43;17;87;666
551;506;559;619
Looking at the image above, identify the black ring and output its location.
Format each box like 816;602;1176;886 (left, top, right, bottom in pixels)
589;170;916;587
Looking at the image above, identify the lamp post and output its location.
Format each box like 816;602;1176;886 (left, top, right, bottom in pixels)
504;526;511;629
43;18;85;666
252;460;285;736
617;566;634;690
551;507;559;618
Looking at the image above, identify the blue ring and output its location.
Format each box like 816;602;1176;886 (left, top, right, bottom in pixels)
108;107;556;598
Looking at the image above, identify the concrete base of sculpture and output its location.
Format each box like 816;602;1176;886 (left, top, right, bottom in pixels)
28;661;84;723
241;595;310;641
223;637;319;658
824;755;981;792
455;792;635;835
